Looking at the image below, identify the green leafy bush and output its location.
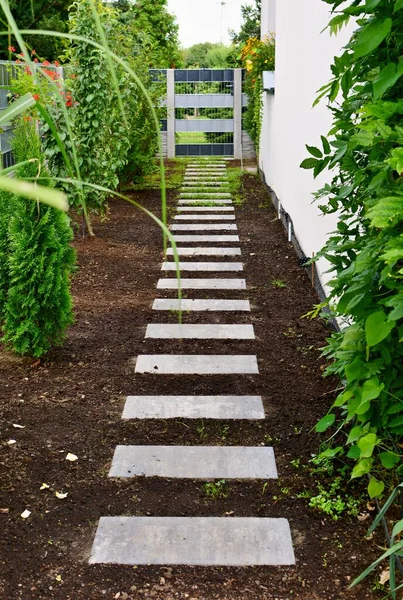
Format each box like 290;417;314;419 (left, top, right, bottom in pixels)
1;117;75;358
301;0;403;499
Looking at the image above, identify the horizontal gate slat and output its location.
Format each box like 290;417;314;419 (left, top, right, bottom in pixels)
175;119;234;133
175;94;233;109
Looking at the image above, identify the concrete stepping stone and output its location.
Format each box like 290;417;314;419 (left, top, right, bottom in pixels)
171;224;237;232
89;517;295;566
109;445;276;479
166;247;241;256
122;394;263;419
174;214;236;220
152;299;250;311
177;207;234;212
183;178;228;182
145;324;255;340
157;278;245;289
161;262;243;271
180;193;232;198
172;235;239;243
178;199;233;205
135;354;259;374
182;182;228;186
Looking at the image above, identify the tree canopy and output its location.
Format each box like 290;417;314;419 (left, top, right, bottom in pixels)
183;42;233;68
0;0;73;61
229;0;261;46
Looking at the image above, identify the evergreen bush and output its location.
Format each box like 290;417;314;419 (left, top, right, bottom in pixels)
1;117;75;358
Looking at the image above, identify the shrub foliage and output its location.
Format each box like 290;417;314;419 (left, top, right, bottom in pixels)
301;0;403;497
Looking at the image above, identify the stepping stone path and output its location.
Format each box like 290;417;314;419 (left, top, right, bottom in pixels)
90;159;295;568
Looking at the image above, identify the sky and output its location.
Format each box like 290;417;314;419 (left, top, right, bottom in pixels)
167;0;254;48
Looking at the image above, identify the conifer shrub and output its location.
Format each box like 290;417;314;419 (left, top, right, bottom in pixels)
1;117;75;358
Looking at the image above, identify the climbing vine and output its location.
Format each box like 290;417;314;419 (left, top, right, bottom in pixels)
240;34;275;152
301;1;403;499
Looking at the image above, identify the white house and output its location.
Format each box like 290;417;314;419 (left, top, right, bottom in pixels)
259;0;355;295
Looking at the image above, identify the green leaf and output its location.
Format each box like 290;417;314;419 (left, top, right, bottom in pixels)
361;378;383;403
347;425;363;444
316;413;336;433
321;135;331;155
373;62;403;100
332;389;353;408
368;477;384;498
0;175;68;211
394;0;403;11
365;311;395;347
320;446;343;458
348;445;361;459
392;520;403;538
357;433;377;458
345;357;366;382
351;458;373;479
365;0;381;9
300;157;318;170
380;451;400;469
367;196;403;228
0;93;36;126
353;18;392;59
306;145;323;159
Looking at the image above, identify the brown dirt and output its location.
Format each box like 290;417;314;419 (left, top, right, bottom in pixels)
0;163;381;600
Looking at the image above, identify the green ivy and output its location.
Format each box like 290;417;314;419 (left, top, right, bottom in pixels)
301;0;403;497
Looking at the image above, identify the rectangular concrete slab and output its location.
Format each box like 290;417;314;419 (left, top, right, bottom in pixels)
180;194;232;198
166;247;241;256
109;445;276;479
171;224;237;231
177;207;234;212
174;214;236;220
178;199;233;205
161;262;243;271
152;299;250;311
157;278;245;289
182;182;228;186
172;235;240;242
89;517;295;566
135;354;259;374
145;324;255;340
122;394;264;419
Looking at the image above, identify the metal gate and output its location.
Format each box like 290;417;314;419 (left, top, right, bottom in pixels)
151;68;248;158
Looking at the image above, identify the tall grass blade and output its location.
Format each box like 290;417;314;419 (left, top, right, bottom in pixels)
0;93;36;125
0;175;68;210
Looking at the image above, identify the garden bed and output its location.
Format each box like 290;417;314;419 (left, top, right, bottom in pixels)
0;163;381;599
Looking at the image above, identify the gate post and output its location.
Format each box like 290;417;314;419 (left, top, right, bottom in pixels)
233;68;242;159
167;69;175;158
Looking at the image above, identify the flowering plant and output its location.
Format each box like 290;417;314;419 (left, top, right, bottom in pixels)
239;34;275;151
7;48;74;111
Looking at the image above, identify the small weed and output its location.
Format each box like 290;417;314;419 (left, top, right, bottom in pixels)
264;433;281;445
308;477;361;520
203;480;229;500
197;419;207;440
290;458;301;469
293;426;303;435
280;486;290;495
271;279;288;288
216;424;230;441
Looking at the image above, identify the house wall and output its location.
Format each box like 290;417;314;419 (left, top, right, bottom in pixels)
259;0;354;291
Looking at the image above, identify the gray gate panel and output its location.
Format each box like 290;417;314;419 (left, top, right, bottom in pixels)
175;94;234;109
176;119;234;133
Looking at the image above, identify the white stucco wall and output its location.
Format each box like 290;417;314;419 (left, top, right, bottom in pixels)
259;0;354;291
